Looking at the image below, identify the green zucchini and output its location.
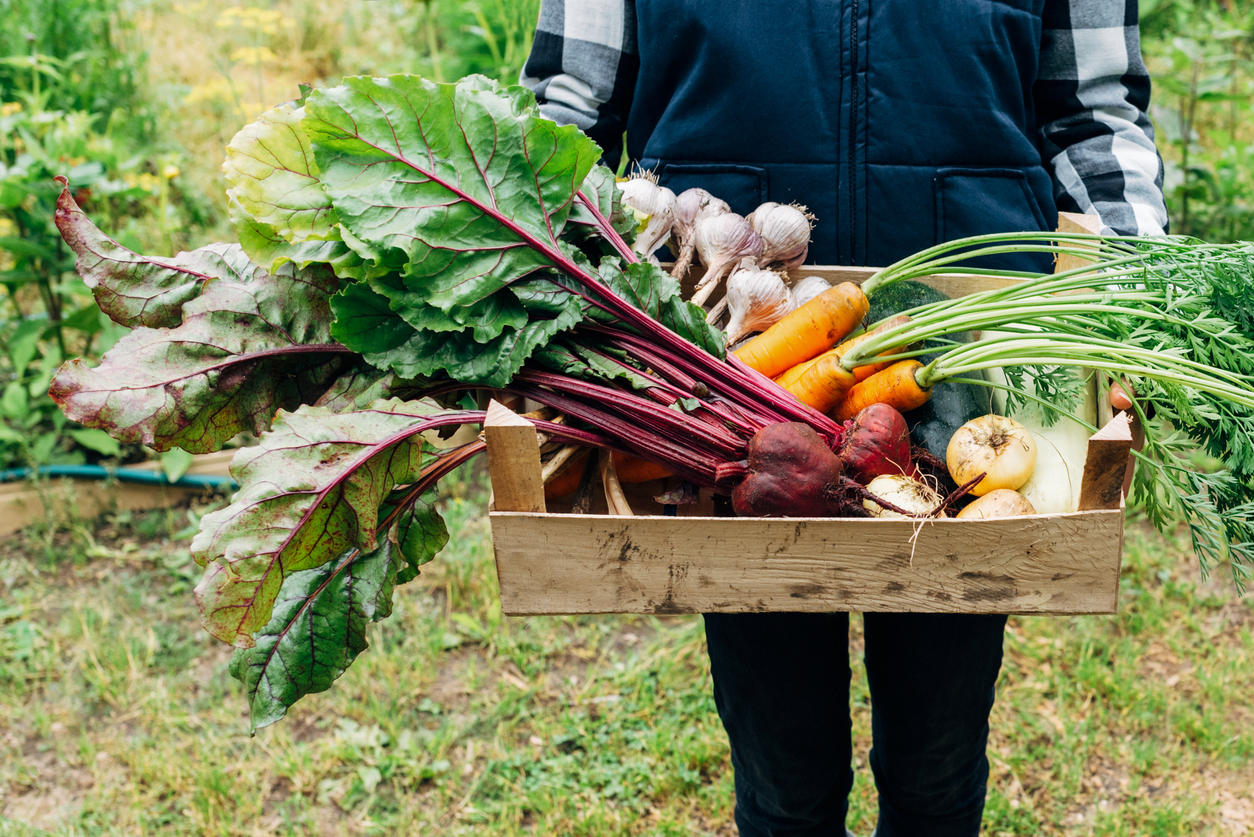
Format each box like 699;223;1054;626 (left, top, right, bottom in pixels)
866;280;992;460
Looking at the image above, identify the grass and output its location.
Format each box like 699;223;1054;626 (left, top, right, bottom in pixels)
1;466;1252;836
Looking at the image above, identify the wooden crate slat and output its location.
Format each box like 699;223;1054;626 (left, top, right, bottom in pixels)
491;509;1123;615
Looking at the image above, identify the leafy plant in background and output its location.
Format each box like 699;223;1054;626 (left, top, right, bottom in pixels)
1142;0;1254;241
0;0;156;143
0;0;212;472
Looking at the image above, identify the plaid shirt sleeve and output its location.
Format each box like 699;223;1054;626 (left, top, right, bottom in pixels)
520;0;638;166
1037;0;1169;236
522;0;1168;236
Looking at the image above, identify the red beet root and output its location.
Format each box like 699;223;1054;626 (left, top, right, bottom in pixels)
731;423;843;517
840;404;913;482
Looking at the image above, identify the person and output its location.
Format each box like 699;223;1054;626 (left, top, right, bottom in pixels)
521;2;1167;835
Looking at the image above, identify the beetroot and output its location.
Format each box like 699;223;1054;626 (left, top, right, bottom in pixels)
839;403;913;482
731;422;843;517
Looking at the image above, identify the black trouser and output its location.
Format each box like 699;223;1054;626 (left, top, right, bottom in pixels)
703;611;1007;837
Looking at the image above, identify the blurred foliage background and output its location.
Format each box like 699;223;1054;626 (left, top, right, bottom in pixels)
0;0;1250;472
0;0;540;472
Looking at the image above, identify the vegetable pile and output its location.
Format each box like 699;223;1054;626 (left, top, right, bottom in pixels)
45;74;1254;731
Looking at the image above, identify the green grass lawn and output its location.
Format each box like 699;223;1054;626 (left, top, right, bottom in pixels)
1;468;1251;836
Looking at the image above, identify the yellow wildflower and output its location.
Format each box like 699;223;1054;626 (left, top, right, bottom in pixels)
230;46;277;64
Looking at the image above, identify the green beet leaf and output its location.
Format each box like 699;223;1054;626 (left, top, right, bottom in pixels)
224;104;341;244
48;259;350;453
567;164;637;241
598;260;725;357
380;486;449;583
229;196;373;281
55;185;260;329
192;398;465;647
229;539;406;733
311;361;397;412
331;277;585;387
303;74;600;312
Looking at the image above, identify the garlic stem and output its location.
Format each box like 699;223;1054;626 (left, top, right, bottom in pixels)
600;450;634;516
542;444;582;484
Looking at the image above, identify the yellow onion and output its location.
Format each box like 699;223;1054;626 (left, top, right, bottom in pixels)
955;489;1037;519
946;415;1037;496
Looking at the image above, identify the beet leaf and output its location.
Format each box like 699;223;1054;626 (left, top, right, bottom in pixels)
49;253;352;453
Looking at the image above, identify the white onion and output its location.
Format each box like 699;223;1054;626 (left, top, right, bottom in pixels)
955;489;1037;519
863;475;946;518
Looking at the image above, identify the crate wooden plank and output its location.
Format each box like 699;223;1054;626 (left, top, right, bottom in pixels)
1054;211;1104;276
490;509;1123;615
0;481;217;537
1078;412;1135;511
484;400;546;514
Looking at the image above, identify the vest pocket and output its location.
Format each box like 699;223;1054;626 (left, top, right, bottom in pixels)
934;167;1053;273
644;161;769;218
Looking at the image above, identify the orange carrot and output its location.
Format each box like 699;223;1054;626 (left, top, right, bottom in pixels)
830;360;931;421
773;314;912;391
735;283;869;379
543;451;672;499
850;315;913;382
783;353;856;413
614;454;673;484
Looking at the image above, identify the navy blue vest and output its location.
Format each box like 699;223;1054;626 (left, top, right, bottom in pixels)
629;0;1058;272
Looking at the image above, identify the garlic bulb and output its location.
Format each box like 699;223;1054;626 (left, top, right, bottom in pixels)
619;177;676;258
690;212;762;307
717;266;793;343
748;202;813;269
790;275;831;309
670;188;730;279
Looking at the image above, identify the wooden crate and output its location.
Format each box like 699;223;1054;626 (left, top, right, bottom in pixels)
485;264;1132;617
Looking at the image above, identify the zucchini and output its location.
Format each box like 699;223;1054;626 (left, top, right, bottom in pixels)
867;280;992;460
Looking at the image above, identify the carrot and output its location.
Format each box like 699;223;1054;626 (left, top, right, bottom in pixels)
773;314;912;391
543;451;672;499
774;350;832;391
783;353;856;413
615;454;673;483
849;315;913;382
735;282;869;379
830;359;931;421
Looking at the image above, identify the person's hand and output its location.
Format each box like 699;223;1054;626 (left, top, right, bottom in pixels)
1108;382;1144;496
